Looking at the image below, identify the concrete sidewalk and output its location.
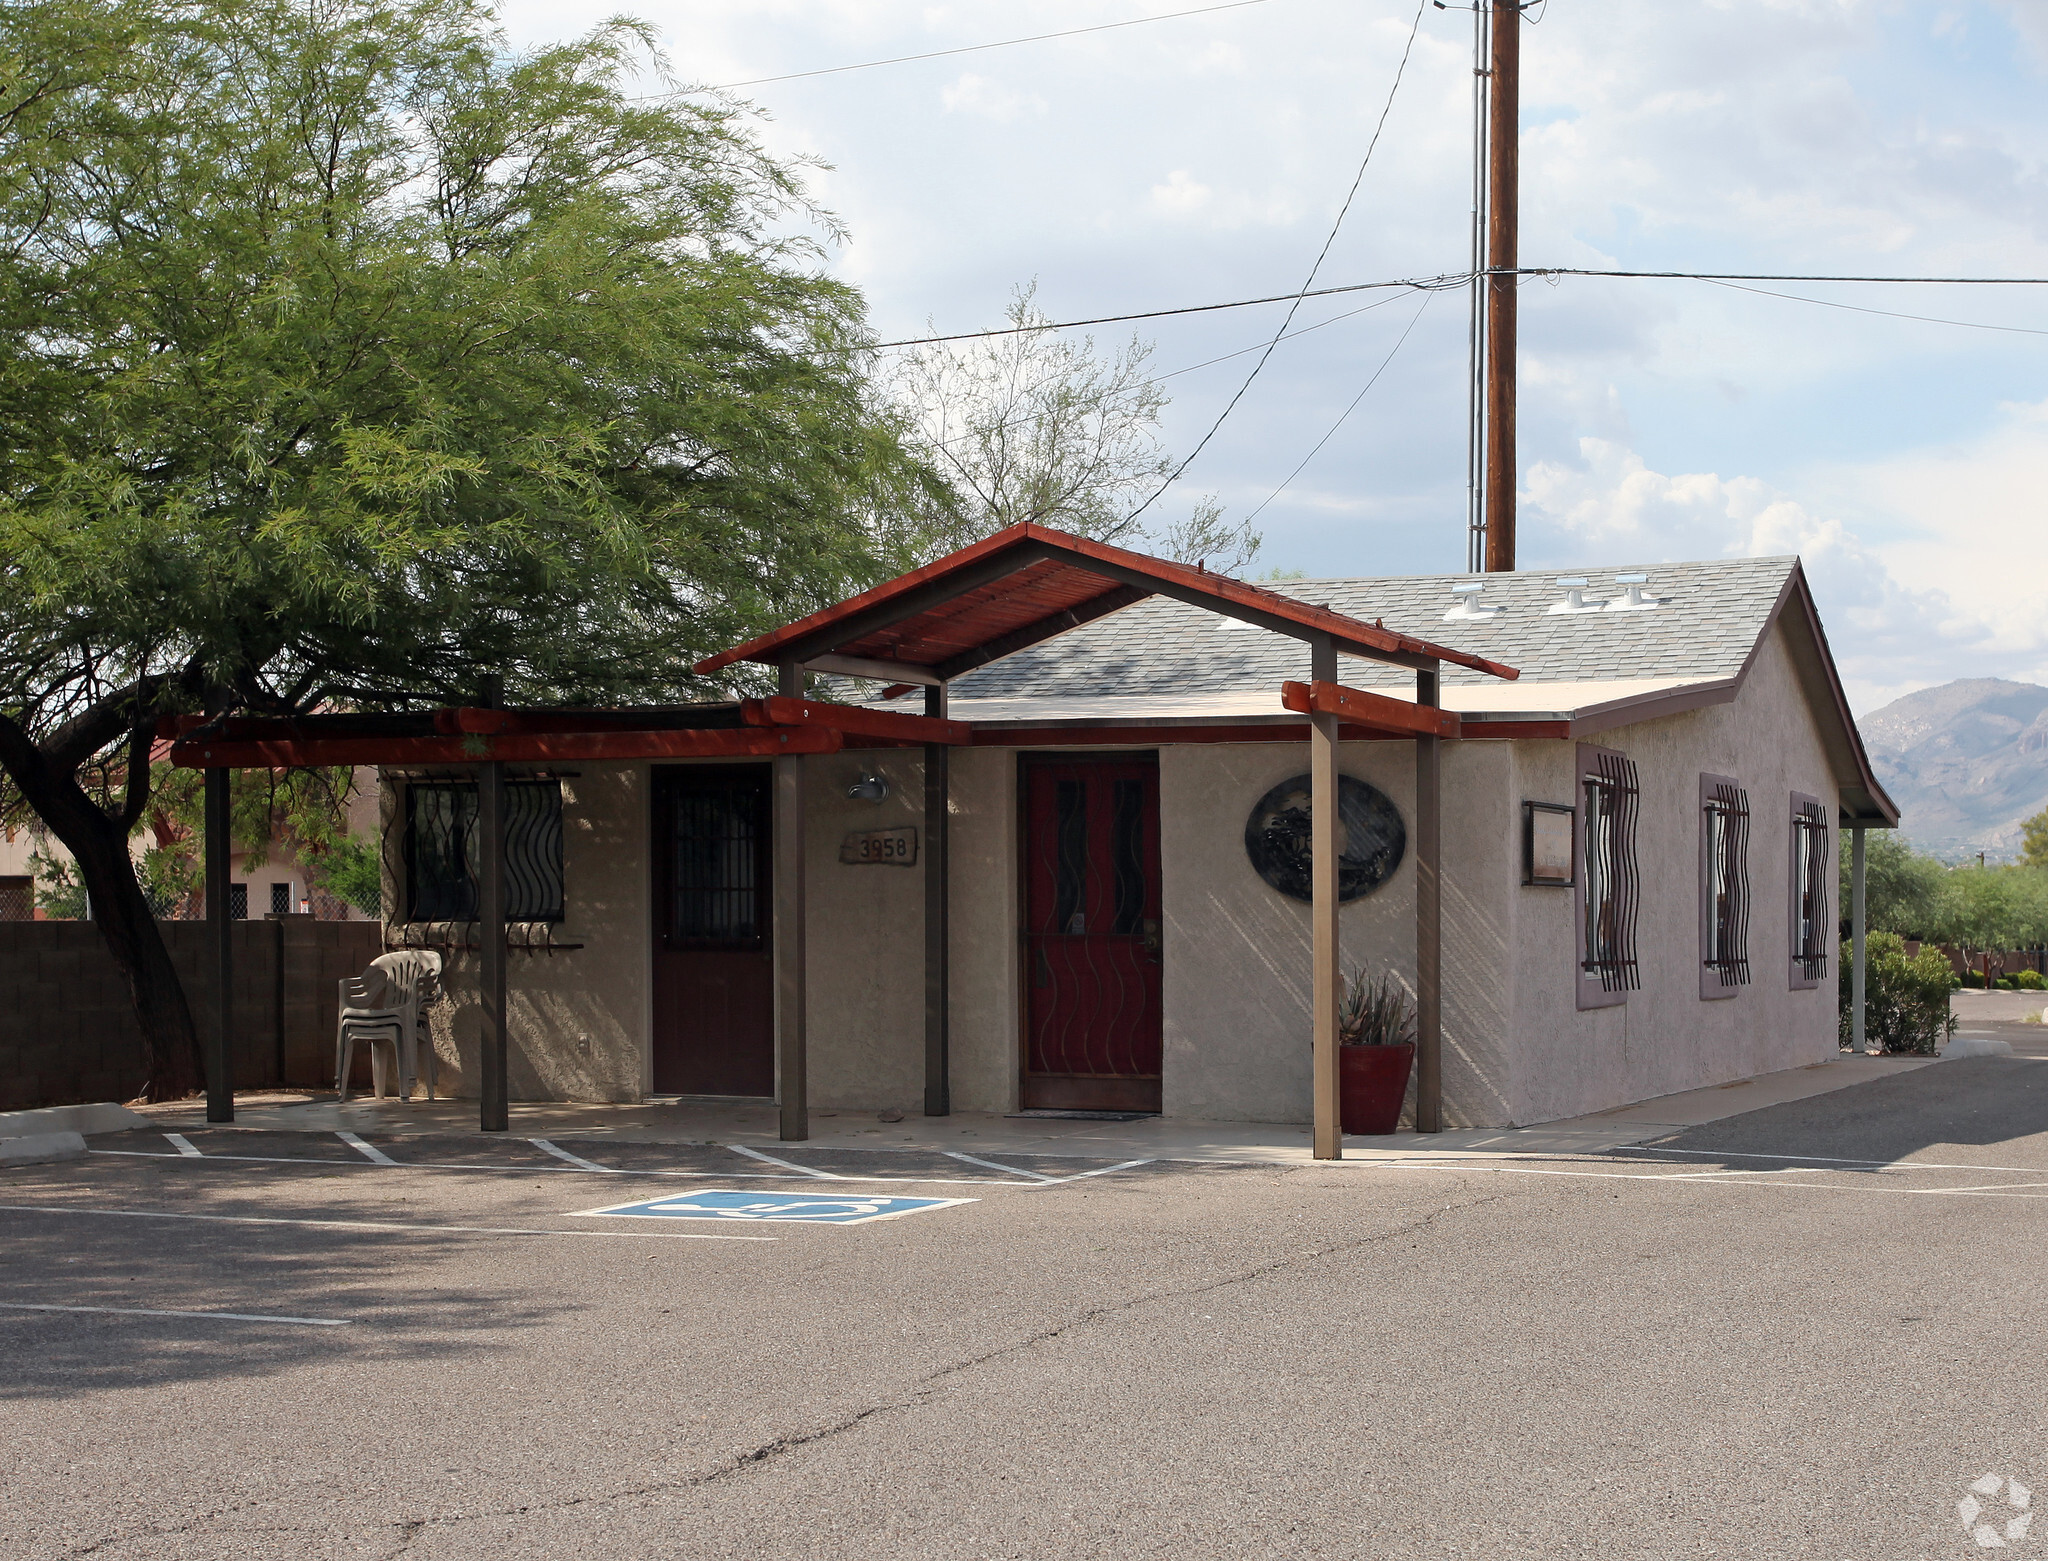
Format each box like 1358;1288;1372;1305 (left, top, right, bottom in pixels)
131;1049;1954;1166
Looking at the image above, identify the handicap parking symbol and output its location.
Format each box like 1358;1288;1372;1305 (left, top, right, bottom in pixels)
571;1189;976;1225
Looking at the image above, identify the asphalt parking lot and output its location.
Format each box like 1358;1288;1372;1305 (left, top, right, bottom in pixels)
7;1056;2048;1560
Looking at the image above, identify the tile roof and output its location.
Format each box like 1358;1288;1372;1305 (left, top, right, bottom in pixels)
946;556;1798;699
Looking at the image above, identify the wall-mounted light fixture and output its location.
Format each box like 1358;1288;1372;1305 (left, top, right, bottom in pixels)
846;774;889;804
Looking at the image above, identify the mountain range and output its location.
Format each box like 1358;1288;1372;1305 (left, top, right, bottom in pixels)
1859;678;2048;861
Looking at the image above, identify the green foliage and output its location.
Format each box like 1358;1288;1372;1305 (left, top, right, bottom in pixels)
1842;932;1957;1055
137;844;199;918
1840;831;1948;938
317;836;383;917
1926;865;2048;954
2023;808;2048;871
25;842;84;919
0;0;941;738
2014;969;2046;991
1337;970;1416;1047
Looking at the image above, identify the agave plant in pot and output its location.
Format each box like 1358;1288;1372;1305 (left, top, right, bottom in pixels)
1336;970;1417;1135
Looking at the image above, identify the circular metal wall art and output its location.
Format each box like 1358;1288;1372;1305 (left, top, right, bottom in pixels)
1243;774;1406;903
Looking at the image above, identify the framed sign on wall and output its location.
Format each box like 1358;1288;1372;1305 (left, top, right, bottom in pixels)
1523;801;1575;887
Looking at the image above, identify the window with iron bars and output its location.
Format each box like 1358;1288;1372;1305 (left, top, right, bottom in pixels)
1576;747;1641;1006
1789;793;1831;988
404;780;564;923
1699;776;1752;998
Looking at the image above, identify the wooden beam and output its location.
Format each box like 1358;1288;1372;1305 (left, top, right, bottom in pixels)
169;727;840;768
204;768;233;1124
742;696;972;747
1414;665;1443;1134
923;685;951;1117
774;660;809;1143
1281;680;1460;740
1310;637;1341;1161
803;654;943;686
931;584;1151;682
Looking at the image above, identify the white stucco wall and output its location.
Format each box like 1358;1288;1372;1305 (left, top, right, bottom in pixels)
1154;738;1517;1127
383;619;1842;1123
392;763;651;1104
1502;622;1840;1125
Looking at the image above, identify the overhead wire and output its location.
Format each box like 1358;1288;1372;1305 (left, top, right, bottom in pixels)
1692;277;2048;338
1120;0;1435;525
654;0;1281;95
1243;291;1434;523
860;265;2048;355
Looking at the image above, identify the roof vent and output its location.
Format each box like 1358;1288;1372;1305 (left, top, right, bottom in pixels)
1605;572;1665;611
1546;577;1608;615
1442;581;1504;621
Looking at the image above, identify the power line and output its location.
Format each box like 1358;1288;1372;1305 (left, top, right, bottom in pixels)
1244;291;1434;523
1694;278;2048;339
673;0;1280;94
871;273;1462;352
1521;267;2048;285
1122;0;1434;524
863;265;2048;354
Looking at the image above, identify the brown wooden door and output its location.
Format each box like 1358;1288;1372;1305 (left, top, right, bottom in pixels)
1022;755;1163;1112
652;766;774;1097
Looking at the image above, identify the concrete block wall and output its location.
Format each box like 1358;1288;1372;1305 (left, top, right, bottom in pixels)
0;919;382;1109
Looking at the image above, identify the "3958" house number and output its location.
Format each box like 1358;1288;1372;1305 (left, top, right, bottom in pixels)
839;825;919;867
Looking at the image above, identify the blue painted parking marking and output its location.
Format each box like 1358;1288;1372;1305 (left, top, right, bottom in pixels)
570;1189;976;1225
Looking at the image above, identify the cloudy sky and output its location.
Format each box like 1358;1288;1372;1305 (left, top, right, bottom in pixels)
497;0;2048;713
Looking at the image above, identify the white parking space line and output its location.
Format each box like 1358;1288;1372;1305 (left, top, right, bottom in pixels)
336;1132;398;1165
944;1150;1056;1182
1320;1159;2048;1200
725;1144;849;1180
0;1203;777;1240
530;1139;621;1173
163;1134;202;1158
1631;1145;2048;1176
0;1301;348;1326
87;1149;1018;1187
1041;1158;1154;1183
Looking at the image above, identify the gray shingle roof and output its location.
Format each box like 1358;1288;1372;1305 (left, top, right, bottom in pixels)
947;556;1798;698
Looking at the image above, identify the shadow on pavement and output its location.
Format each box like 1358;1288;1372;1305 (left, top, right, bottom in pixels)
1636;1052;2048;1168
0;1152;577;1404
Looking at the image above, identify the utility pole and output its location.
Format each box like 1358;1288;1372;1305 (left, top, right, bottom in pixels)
1481;0;1521;573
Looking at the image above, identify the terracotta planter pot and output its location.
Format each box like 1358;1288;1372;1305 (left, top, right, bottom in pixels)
1339;1042;1416;1136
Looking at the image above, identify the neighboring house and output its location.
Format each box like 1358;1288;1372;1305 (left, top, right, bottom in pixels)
0;771;378;923
315;532;1890;1131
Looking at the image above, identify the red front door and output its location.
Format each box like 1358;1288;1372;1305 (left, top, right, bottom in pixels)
1022;755;1163;1113
651;766;774;1097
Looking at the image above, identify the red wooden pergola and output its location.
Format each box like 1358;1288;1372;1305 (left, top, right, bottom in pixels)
171;522;1516;1156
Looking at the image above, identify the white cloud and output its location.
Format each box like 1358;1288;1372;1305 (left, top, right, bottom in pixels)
1148;169;1211;217
938;73;1046;122
1518;436;2026;711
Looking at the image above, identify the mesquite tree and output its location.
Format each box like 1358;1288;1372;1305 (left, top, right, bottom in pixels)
0;0;941;1098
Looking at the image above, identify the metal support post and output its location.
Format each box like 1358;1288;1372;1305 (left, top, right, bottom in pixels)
923;684;951;1117
1415;664;1444;1132
775;659;809;1142
1851;824;1868;1054
478;756;508;1131
204;767;234;1123
1310;636;1341;1160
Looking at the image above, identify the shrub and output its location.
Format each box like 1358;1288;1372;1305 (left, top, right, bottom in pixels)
1962;968;1986;988
2015;969;2046;991
1841;932;1957;1056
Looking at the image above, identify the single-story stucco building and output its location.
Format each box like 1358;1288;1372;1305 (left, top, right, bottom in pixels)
170;523;1898;1138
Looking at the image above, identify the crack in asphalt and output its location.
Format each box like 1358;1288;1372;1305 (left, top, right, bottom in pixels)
60;1185;1511;1560
366;1186;1510;1558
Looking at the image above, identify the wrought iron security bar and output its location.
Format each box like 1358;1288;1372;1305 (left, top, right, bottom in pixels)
404;780;564;924
1582;750;1642;992
1792;798;1831;981
1704;782;1752;986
